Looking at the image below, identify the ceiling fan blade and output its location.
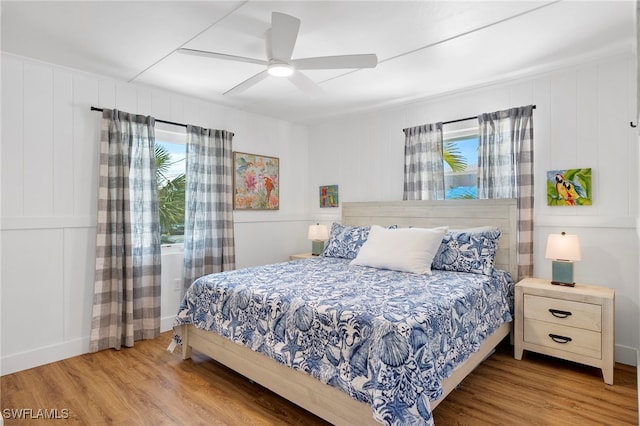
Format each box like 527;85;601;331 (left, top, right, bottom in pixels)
224;70;269;96
270;12;300;61
265;28;273;59
177;48;268;66
289;71;324;98
293;54;378;70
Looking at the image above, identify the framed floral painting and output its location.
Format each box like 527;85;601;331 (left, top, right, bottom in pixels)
233;151;279;210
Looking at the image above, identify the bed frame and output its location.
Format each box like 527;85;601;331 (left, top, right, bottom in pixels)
178;199;518;425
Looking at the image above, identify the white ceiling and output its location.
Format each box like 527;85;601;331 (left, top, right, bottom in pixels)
1;1;635;124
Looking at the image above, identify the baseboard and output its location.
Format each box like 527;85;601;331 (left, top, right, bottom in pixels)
615;344;638;366
1;337;89;376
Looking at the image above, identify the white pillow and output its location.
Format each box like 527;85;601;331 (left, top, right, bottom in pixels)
350;225;448;274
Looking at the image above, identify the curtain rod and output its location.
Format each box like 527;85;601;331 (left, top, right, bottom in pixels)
90;106;235;136
403;105;537;132
91;106;187;128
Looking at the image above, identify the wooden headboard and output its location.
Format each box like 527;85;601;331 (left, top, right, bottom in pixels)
342;199;518;279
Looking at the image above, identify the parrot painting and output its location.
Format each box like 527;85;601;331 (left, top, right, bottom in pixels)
552;172;589;206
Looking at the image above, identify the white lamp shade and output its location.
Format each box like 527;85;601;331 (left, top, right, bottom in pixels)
545;233;581;261
308;224;329;241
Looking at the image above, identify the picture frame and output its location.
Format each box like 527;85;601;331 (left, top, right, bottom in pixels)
547;168;592;206
233;151;279;210
319;185;339;207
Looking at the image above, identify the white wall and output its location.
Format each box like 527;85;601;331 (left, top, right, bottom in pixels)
0;53;311;375
308;51;639;366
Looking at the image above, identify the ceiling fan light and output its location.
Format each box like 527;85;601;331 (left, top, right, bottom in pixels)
268;62;294;77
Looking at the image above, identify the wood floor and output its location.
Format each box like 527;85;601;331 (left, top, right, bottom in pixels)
1;332;636;425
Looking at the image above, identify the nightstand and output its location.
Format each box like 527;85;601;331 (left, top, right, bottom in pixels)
289;253;315;260
514;277;615;385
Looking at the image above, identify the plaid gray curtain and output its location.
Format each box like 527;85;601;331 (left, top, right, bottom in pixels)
90;109;161;352
403;123;445;200
477;105;534;279
183;126;235;292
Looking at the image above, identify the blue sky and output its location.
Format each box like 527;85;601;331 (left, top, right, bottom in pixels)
457;137;478;166
444;137;478;172
157;140;185;180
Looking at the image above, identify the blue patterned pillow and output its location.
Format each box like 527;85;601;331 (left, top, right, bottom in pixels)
321;223;371;259
432;229;502;275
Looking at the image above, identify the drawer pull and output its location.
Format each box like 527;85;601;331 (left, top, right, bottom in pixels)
549;334;572;344
548;308;572;318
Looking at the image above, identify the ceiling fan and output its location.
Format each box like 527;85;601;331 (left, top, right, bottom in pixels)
177;12;378;97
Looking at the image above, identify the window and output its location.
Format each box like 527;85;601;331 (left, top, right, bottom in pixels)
443;123;478;199
155;125;186;245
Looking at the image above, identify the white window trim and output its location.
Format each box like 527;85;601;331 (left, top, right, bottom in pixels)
443;122;478;141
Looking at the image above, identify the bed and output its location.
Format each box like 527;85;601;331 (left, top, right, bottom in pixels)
171;199;518;425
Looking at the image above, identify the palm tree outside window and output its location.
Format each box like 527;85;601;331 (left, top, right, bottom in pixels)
443;123;478;199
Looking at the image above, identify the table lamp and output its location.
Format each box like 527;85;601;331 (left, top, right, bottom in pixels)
545;232;581;287
308;223;329;256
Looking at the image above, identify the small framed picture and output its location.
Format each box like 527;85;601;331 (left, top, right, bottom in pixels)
319;185;339;207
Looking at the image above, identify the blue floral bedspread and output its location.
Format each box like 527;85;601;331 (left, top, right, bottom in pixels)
173;257;513;425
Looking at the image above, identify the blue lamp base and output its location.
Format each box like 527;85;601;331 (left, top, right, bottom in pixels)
551;260;575;287
311;240;324;256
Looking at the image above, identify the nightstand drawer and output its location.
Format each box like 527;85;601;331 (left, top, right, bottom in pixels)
524;319;601;359
524;294;601;332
